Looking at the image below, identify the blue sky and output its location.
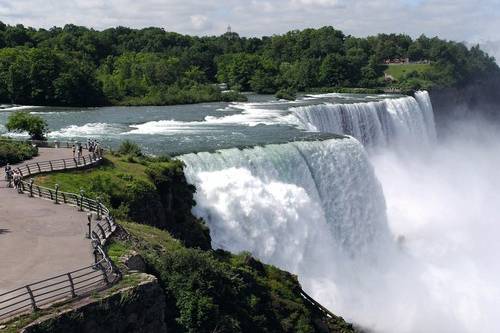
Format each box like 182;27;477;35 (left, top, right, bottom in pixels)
0;0;499;59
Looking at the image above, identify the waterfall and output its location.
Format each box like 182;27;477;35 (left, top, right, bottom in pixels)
291;91;437;148
179;138;391;273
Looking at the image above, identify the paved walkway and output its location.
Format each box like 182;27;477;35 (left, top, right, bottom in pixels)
0;148;93;294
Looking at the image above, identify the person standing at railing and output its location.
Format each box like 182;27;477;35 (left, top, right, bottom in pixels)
72;144;76;158
4;164;12;187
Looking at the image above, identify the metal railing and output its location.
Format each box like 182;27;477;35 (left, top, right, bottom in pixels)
0;137;91;149
299;288;337;319
0;152;119;322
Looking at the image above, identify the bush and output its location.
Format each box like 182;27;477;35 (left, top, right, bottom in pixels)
220;91;248;102
116;222;356;333
0;139;38;166
117;140;143;157
6;112;48;140
275;88;297;101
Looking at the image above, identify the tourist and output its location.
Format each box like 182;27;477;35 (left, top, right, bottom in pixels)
72;144;76;157
13;170;21;190
78;144;83;163
4;163;11;181
5;164;12;187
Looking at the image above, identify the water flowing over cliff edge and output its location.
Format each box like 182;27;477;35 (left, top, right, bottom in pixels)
179;91;500;333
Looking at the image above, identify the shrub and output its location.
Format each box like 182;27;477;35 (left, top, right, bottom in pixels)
6;112;48;140
0;139;38;166
117;140;143;157
275;88;297;101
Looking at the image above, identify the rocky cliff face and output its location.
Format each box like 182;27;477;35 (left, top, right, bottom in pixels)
21;274;166;333
429;77;500;128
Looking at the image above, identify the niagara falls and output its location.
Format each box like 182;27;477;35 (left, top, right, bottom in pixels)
1;8;499;332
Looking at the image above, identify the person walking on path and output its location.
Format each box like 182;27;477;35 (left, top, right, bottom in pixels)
13;170;21;192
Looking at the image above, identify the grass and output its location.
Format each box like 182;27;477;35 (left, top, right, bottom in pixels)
34;154;150;194
384;63;431;80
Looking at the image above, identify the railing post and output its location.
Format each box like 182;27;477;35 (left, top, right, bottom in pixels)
29;178;34;197
36;162;41;173
37;186;41;197
79;189;84;211
49;161;53;171
97;223;107;240
104;217;112;232
26;164;31;175
63;159;66;169
87;213;92;239
82;156;86;166
54;184;59;204
26;285;37;311
93;246;100;263
96;196;102;221
67;273;76;298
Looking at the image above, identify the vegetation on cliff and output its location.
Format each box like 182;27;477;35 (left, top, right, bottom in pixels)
35;143;211;250
0;22;497;106
108;222;354;333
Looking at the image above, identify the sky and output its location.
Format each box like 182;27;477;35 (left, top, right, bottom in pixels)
0;0;499;59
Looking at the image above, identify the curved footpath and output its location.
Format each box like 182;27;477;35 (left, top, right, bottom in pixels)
0;148;92;293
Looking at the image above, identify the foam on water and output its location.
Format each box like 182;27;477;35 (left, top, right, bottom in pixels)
49;123;123;138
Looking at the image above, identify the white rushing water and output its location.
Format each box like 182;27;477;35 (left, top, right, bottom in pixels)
291;91;436;149
178;91;500;332
181;138;391;262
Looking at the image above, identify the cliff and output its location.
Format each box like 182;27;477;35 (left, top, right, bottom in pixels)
20;274;166;333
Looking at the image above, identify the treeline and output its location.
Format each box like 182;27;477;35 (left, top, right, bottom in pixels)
0;22;498;106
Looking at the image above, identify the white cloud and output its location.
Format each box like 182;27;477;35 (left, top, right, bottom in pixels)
190;14;209;30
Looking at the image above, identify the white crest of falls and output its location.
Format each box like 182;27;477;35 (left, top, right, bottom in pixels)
291;91;437;148
179;138;390;273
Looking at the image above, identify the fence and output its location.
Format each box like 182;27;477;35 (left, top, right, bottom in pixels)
299;288;337;319
0;152;119;322
0;137;89;149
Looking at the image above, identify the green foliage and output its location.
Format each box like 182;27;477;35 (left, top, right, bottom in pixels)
116;221;355;333
0;22;497;105
0;138;38;166
117;140;142;157
35;152;210;250
6;111;48;140
276;88;297;101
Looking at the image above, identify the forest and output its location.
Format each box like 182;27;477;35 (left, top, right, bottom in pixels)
0;22;498;106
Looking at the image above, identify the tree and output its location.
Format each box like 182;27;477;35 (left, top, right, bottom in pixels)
6;111;48;140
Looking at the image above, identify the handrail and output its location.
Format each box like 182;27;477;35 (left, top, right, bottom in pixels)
0;137;90;149
299;288;338;319
0;150;119;322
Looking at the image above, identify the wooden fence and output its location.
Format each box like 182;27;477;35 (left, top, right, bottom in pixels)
0;152;119;322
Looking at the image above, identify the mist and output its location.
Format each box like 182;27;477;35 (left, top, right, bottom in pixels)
327;116;500;332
